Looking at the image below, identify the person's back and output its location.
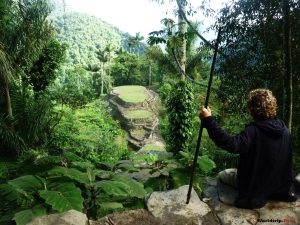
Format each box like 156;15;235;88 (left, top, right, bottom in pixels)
200;89;297;209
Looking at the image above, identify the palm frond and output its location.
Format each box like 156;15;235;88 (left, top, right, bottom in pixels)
186;52;203;73
0;115;26;155
0;43;13;87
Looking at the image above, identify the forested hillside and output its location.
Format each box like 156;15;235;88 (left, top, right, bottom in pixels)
52;12;129;66
1;0;300;224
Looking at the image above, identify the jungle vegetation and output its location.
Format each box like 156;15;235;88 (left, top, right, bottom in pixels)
0;0;299;224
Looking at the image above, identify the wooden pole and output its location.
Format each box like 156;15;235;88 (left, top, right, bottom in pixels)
186;26;222;204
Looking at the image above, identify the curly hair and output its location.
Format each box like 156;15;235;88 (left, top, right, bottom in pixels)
247;89;277;120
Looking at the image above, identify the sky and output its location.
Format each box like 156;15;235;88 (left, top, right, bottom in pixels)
63;0;229;40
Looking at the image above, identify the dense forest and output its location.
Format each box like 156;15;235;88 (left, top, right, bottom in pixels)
0;0;299;224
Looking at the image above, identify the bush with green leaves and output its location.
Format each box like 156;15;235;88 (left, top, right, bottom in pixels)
51;67;97;108
144;151;216;194
52;99;128;164
165;80;195;155
0;152;147;225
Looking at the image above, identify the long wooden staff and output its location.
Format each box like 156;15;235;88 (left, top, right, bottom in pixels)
186;26;222;204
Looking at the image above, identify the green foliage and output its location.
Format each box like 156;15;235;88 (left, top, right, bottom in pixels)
197;155;216;174
39;183;84;212
13;204;47;225
47;167;90;184
111;52;144;86
113;85;148;103
125;110;153;119
52;99;128;164
158;83;172;103
0;152;148;224
166;80;195;155
53;12;124;67
52;67;96;107
28;38;67;93
11;89;57;150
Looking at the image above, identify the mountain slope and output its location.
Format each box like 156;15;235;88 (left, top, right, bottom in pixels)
52;12;130;67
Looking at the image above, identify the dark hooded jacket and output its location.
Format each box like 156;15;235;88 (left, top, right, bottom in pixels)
202;116;295;209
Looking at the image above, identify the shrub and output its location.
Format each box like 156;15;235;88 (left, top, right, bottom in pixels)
52;99;128;164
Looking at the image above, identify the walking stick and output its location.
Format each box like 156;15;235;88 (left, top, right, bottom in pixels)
186;26;222;204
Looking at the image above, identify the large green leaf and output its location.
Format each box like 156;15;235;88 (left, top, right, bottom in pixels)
0;183;20;202
98;202;124;210
13;204;47;225
71;161;95;171
94;180;130;198
112;175;146;198
97;201;125;218
39;182;83;212
47;166;89;184
197;155;216;174
63;152;84;161
170;168;189;188
93;169;114;179
8;175;44;192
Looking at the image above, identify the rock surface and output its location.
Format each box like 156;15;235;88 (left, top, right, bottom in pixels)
27;210;87;225
203;177;300;225
90;209;161;225
147;185;220;225
295;173;300;192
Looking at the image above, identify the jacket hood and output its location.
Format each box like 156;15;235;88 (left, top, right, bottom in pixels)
254;118;287;136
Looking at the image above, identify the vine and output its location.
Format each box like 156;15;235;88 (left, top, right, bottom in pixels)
166;80;195;155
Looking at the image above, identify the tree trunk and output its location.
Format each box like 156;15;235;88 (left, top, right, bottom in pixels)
283;0;293;130
5;84;13;118
176;0;186;80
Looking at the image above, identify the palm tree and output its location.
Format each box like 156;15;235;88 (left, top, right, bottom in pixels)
150;0;187;80
103;44;114;90
0;43;13;118
133;32;144;57
176;0;187;80
96;45;115;95
148;18;209;83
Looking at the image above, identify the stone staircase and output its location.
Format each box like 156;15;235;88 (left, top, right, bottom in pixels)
107;86;169;159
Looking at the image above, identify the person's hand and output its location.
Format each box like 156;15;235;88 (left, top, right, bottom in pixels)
199;106;212;119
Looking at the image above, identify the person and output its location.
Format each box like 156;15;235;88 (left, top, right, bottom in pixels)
199;89;298;209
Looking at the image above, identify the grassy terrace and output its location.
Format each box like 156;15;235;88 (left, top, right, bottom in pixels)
114;86;148;103
125;110;153;119
140;145;166;151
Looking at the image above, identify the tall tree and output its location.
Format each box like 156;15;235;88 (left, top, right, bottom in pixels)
150;0;189;80
96;45;114;95
133;32;144;57
176;0;187;80
0;44;13;117
282;0;293;129
103;44;114;90
216;0;299;129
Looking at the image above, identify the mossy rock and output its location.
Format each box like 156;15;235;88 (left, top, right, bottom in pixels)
129;129;147;142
